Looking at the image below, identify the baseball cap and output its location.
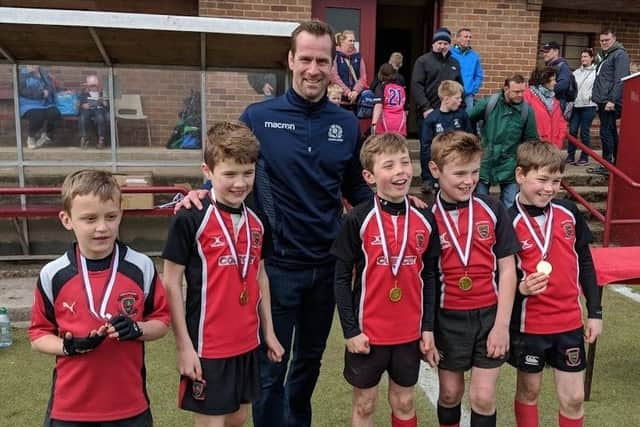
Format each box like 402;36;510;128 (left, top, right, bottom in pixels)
540;41;560;52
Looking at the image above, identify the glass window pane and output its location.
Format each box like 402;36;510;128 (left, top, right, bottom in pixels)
326;8;361;43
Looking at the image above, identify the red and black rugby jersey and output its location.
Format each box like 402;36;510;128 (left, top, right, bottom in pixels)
432;194;520;310
28;241;169;422
163;198;272;358
510;198;600;334
331;197;440;345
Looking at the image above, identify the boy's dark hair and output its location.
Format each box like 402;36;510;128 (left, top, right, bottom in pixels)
61;169;121;214
516;140;566;175
438;80;463;99
600;29;616;37
581;48;594;57
291;20;336;59
504;74;526;87
456;28;472;36
204;121;259;171
377;63;396;82
529;67;557;87
431;130;482;170
360;133;409;173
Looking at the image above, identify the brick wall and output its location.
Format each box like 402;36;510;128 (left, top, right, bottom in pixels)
541;8;639;69
199;0;311;22
206;71;266;123
0;65;16;147
440;0;542;95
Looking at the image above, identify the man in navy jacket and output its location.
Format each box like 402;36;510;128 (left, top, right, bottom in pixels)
541;41;572;110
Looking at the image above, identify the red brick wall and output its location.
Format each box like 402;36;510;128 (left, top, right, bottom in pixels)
0;65;16;147
440;0;542;95
540;8;639;68
199;0;311;22
206;71;266;123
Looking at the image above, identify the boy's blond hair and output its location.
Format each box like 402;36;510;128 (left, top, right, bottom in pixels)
389;52;403;69
61;169;121;214
360;133;409;173
327;83;342;97
437;80;464;99
204;121;259;171
431;130;482;170
516;140;566;176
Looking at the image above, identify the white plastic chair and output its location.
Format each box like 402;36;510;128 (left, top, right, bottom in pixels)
115;94;152;146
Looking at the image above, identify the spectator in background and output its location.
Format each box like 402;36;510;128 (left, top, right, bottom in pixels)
524;67;567;149
371;63;408;136
247;72;277;100
327;83;343;106
540;41;572;111
18;65;60;149
370;51;406;94
451;28;484;113
590;29;630;173
567;49;597;166
78;74;108;150
331;30;368;109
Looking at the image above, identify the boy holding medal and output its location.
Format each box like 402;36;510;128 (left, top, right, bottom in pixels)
162;122;284;426
509;141;602;427
428;130;520;427
331;133;440;427
29;169;170;426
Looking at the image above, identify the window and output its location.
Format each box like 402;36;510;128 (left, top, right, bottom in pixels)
538;32;593;69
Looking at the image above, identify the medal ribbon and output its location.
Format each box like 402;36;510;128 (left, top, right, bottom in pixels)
210;190;251;282
373;196;410;279
435;192;474;268
77;244;119;321
515;194;554;259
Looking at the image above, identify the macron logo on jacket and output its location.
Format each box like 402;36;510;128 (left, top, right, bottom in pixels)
264;121;296;131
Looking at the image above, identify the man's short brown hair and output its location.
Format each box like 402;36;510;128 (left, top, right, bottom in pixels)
291;20;336;59
431;130;483;170
204;121;259;171
504;74;526;87
516;140;566;176
61;169;121;214
360;133;409;173
438;80;463;99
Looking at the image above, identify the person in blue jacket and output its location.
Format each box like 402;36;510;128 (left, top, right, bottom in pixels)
450;28;484;113
541;41;572;110
179;20;372;427
18;65;60;149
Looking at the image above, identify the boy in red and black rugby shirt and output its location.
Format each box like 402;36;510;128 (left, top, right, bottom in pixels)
332;133;440;427
29;169;170;426
162;122;283;426
428;131;520;427
509;141;602;427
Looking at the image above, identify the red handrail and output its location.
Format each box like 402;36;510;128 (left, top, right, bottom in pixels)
565;133;640;246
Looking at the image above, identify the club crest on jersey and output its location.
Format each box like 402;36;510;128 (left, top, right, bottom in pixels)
327;124;344;143
118;292;139;316
520;239;533;250
565;347;582;367
439;232;452;249
251;230;261;248
209;235;225;248
371;234;383;246
416;232;425;250
562;221;575;240
476;222;491;240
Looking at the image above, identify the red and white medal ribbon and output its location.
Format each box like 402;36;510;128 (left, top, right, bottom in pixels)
436;192;474;269
373;196;410;280
77;244;119;321
515;194;554;260
210;190;251;282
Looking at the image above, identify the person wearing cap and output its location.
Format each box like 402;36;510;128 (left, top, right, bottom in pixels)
411;27;463;193
451;28;484;113
540;41;572;110
78;74;109;149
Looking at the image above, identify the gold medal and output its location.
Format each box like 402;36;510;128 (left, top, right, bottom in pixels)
239;288;248;305
458;276;473;291
389;286;402;303
536;260;553;275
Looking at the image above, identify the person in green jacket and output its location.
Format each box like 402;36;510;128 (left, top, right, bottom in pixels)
469;74;539;208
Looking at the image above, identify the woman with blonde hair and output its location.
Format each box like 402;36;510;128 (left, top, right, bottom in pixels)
331;30;368;108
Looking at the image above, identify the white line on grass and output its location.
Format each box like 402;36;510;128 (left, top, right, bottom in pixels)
418;362;470;426
609;285;640;303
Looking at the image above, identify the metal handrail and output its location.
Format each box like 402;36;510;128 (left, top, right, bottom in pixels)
564;133;640;246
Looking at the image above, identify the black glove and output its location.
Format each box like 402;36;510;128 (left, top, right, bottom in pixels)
110;315;143;341
63;333;106;356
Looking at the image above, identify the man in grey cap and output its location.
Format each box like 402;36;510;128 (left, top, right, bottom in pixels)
540;41;572;110
411;27;463;193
